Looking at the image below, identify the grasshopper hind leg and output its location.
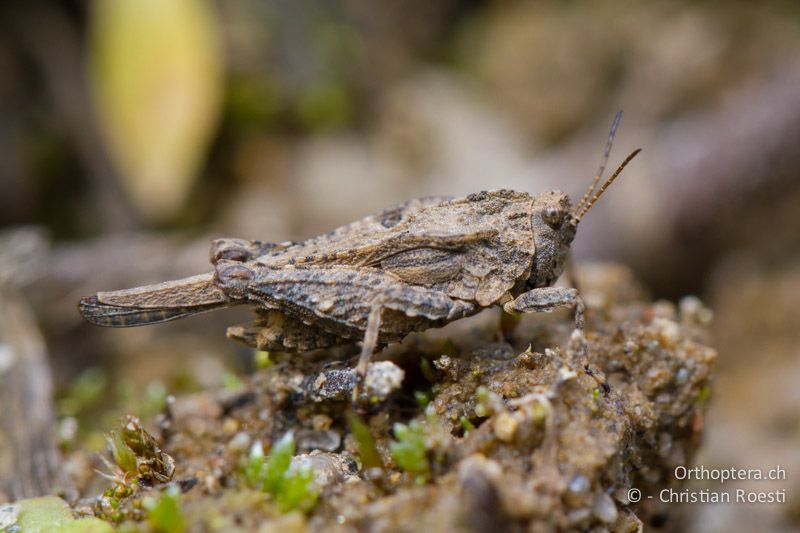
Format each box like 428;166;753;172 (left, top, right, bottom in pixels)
79;296;222;327
352;303;383;408
240;265;477;407
227;305;388;409
226;310;342;352
78;272;231;327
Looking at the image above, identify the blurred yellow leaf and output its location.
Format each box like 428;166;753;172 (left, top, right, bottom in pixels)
90;0;223;222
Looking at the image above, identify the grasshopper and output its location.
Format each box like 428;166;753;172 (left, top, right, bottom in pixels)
80;113;639;402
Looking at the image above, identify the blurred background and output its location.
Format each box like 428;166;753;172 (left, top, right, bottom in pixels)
0;0;798;530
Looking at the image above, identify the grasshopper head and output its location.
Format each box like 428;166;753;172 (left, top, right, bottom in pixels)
527;113;641;289
529;191;577;288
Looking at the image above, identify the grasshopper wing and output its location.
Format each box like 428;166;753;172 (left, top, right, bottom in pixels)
253;191;533;307
79;273;231;327
348;190;535;306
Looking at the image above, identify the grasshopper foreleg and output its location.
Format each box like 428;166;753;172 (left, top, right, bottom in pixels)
234;264;476;407
503;287;588;366
503;287;585;330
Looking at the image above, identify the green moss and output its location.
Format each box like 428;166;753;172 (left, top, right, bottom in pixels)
8;496;114;533
242;432;318;513
59;518;116;533
225;75;282;131
222;372;244;391
261;433;295;494
347;413;383;470
440;339;457;357
13;496;72;532
389;421;430;478
145;486;186;533
253;350;272;370
475;386;492;417
108;430;137;474
531;401;547;424
695;383;712;406
295;80;352;131
141;381;168;417
420;357;437;383
243;440;266;488
459;416;476;434
58;367;108;416
275;467;317;513
414;390;431;407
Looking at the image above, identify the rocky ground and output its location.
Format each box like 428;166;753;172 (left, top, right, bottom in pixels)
0;263;716;532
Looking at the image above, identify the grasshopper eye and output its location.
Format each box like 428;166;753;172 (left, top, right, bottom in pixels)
542;207;564;228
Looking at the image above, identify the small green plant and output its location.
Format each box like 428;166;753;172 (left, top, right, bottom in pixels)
9;496;114;533
274;467;316;513
499;310;521;337
459;416;476;435
389;421;430;479
108;430;137;475
475;386;492;417
99;415;176;504
420;358;437;383
222;372;244;391
58;367;108;416
413;390;431;407
253;350;272;370
347;413;383;471
695;383;712;406
243;432;318;513
144;486;186;533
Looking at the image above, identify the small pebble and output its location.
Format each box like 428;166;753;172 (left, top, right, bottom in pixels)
312;414;333;431
228;431;251;452
651;317;680;345
679;295;713;326
0;343;15;373
593;491;618;524
364;361;405;399
296;429;341;452
0;504;19;530
565;474;591;506
222;417;239;435
493;411;518;442
433;355;453;371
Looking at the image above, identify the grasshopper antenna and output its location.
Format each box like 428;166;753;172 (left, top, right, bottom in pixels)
575;148;642;221
574;110;623;215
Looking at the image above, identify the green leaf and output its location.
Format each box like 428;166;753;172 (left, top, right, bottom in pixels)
347;412;383;470
240;432;318;513
9;497;114;533
145;486;186;533
90;0;224;222
389;421;430;477
262;432;295;493
108;430;137;474
276;467;318;513
243;440;266;488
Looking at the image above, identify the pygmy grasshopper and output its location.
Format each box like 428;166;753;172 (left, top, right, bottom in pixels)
80;113;639;401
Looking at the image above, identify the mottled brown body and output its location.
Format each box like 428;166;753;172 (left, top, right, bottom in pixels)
79;113;640;401
81;190;562;350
